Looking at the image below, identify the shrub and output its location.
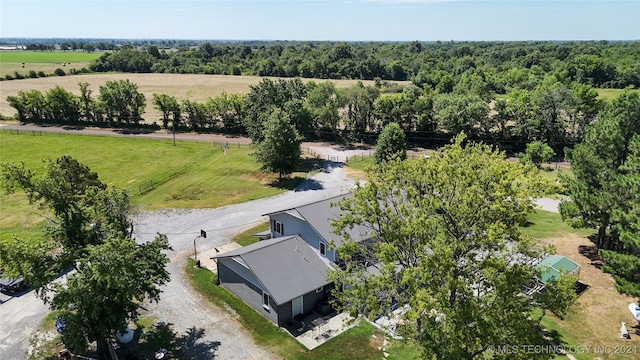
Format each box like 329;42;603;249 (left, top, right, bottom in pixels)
13;71;25;79
54;68;66;76
38;71;46;77
5;74;14;80
28;70;38;78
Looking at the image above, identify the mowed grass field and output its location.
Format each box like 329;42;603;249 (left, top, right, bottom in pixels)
0;50;101;77
0;73;392;123
0;130;304;242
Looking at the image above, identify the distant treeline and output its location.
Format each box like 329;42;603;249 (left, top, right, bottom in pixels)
81;41;640;90
7;74;620;155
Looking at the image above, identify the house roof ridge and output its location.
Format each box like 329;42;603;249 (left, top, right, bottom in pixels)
211;234;299;259
261;193;350;216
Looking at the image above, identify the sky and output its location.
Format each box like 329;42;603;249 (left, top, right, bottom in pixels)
1;0;639;41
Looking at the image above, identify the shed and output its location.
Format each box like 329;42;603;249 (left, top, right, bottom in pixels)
536;255;580;284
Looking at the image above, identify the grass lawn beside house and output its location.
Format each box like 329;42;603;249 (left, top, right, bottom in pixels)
185;259;385;360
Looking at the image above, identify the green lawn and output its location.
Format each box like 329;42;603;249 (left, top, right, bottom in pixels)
185;259;384;360
520;209;594;240
0;130;305;242
344;155;375;174
232;222;269;247
0;51;101;63
0;51;101;77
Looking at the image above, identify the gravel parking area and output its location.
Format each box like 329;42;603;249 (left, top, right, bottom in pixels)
129;162;355;359
0;123;563;359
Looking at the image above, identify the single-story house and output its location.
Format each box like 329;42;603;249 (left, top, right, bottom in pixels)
213;235;335;325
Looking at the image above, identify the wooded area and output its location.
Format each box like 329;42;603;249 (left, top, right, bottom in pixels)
82;41;640;90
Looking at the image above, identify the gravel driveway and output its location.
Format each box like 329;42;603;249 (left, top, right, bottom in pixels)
0;122;563;359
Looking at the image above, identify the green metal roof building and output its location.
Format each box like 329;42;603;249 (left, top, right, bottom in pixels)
536;255;581;284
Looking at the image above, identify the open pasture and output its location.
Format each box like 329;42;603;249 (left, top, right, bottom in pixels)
0;130;301;242
0;50;101;77
0;73;385;123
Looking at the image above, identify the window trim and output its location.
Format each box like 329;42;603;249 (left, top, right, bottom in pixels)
262;291;270;309
272;220;284;235
319;241;327;256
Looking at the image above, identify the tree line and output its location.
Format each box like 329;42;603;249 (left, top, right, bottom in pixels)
7;76;611;153
86;40;640;89
7;79;147;126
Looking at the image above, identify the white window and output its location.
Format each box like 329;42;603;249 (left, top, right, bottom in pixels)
272;220;284;235
319;242;327;256
263;292;269;308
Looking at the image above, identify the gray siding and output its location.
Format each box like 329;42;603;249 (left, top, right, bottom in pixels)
219;259;336;325
270;213;336;261
218;260;279;324
279;301;293;324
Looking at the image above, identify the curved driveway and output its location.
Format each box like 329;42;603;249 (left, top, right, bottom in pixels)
0;122;561;359
0;121;357;359
130;162;355;359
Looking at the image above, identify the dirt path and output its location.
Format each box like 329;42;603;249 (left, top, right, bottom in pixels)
549;234;639;359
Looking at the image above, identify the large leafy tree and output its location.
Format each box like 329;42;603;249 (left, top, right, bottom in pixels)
0;156;171;354
432;93;489;135
253;109;302;179
518;141;556;169
98;79;146;125
559;90;640;296
152;93;181;129
343;81;380;140
329;134;572;360
374;122;406;164
305;81;344;139
243;77;310;142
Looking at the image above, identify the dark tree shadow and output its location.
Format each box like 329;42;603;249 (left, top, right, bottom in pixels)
176;326;221;359
322;160;343;172
268;176;307;190
116;128;155;135
62;125;86;130
297;157;322;172
578;244;604;269
127;322;221;360
541;327;564;347
294;178;323;192
519;221;535;228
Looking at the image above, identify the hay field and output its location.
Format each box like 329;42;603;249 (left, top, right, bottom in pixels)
0;74;389;123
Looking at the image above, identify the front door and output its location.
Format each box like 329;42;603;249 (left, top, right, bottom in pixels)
292;296;303;317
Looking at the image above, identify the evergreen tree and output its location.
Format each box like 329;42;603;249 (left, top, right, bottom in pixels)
560;91;640;296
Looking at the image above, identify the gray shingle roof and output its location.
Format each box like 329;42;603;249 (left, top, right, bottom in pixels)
213;235;333;305
264;194;372;247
